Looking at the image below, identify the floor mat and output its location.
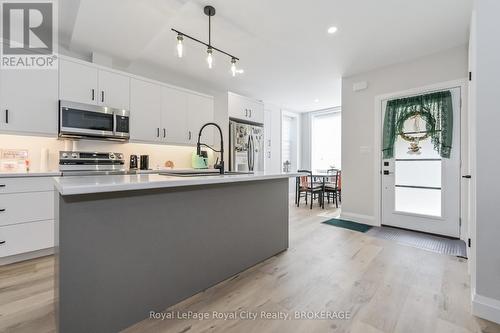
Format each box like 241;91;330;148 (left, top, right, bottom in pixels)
322;218;373;233
366;226;467;258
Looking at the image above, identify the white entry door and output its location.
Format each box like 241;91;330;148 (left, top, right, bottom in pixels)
381;87;461;237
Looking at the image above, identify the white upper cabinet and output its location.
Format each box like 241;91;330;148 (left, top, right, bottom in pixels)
0;68;58;135
59;58;130;110
131;80;214;146
97;70;130;110
161;86;189;144
188;94;214;146
59;59;99;105
1;55;214;144
228;92;264;124
130;78;161;142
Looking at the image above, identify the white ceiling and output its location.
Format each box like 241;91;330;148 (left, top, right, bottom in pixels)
60;0;473;112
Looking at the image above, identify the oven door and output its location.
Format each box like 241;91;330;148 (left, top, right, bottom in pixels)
59;100;115;138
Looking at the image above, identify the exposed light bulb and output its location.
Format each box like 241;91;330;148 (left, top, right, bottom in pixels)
231;58;237;77
327;26;338;34
176;34;183;58
207;48;213;69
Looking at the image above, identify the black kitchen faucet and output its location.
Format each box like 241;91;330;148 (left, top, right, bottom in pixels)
196;122;224;174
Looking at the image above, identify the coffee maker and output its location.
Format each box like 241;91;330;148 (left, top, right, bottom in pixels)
129;155;138;170
140;155;149;170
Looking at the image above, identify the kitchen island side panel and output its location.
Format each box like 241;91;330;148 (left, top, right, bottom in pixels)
56;178;288;333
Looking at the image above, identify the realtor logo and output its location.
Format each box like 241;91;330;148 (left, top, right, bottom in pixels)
1;1;57;69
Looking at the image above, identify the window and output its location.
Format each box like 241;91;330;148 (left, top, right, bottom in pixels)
282;114;298;171
393;116;442;217
311;110;341;171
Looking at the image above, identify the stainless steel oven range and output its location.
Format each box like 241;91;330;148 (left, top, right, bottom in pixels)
59;151;126;176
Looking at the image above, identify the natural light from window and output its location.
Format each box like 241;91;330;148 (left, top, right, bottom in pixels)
311;110;341;171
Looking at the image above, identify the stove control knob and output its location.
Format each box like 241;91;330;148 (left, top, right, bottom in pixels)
109;153;115;159
62;152;68;158
71;153;78;158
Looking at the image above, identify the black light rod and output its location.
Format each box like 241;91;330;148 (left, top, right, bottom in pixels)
171;28;239;61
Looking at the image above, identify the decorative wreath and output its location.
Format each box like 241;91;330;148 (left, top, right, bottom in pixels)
396;109;436;143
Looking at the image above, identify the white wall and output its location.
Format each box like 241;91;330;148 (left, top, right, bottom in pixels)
300;112;312;170
264;103;282;173
341;45;468;224
471;0;500;324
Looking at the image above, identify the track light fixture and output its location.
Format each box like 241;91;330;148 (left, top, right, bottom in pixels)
172;6;242;75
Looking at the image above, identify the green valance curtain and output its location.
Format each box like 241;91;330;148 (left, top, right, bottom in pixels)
382;90;453;159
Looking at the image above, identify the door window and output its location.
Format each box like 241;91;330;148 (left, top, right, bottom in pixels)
394;115;442;217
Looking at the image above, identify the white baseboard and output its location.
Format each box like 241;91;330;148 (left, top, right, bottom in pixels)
340;212;379;226
0;247;54;266
472;291;500;324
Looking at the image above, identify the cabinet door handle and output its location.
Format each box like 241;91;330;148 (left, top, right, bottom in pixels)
0;208;5;212
0;240;5;245
188;131;192;140
0;184;5;187
4;109;8;124
91;89;95;101
101;91;105;103
163;128;166;138
249;109;252;118
245;109;248;117
157;128;160;137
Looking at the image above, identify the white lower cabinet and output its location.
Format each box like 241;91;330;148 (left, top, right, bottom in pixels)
0;220;54;258
0;177;55;262
0;192;53;227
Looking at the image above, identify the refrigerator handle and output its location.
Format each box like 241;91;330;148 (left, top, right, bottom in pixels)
247;135;251;171
250;135;255;171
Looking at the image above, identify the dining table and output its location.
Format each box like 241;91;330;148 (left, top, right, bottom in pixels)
295;171;339;209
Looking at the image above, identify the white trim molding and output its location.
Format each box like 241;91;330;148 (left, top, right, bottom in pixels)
339;212;376;226
472;291;500;324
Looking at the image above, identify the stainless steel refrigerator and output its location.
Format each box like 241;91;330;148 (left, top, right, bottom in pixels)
229;119;264;172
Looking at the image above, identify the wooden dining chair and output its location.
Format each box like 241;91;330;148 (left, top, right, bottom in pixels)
296;170;324;209
324;169;340;208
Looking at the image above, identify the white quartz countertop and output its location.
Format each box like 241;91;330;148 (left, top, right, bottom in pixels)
54;172;301;196
0;171;62;178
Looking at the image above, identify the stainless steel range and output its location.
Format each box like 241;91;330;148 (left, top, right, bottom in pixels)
59;151;126;176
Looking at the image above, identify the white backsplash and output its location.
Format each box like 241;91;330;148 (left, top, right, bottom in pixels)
0;134;214;172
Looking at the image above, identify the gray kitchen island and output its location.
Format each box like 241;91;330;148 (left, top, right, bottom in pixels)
53;172;296;333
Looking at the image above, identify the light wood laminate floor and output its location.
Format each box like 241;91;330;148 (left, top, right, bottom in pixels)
1;201;499;333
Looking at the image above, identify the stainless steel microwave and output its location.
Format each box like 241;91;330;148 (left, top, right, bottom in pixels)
58;100;130;141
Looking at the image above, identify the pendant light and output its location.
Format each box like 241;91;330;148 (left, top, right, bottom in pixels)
172;6;241;75
176;34;183;58
231;58;237;76
207;47;213;69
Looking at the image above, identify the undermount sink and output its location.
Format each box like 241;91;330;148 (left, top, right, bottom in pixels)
159;171;254;177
